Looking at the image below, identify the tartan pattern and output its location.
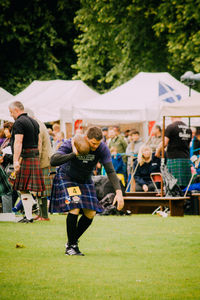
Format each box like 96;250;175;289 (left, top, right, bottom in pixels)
14;154;45;192
166;158;191;187
50;172;103;213
40;166;56;197
0;166;12;196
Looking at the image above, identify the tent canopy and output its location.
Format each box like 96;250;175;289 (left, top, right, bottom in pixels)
0;80;98;122
0;87;13;104
72;72;199;124
160;93;200;117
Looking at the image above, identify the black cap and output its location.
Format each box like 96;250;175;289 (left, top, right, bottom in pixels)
102;127;108;131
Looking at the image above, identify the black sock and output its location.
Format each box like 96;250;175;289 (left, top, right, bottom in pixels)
76;215;93;240
66;213;78;245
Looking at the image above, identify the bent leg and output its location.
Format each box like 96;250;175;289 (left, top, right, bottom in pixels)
76;209;96;240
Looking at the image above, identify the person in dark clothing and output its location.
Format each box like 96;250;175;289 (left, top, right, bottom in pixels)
156;117;192;188
9;101;45;223
50;126;124;256
134;145;160;192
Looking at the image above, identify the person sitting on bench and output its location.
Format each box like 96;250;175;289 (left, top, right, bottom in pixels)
133;145;160;192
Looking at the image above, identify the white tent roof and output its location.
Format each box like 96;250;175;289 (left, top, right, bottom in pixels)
0;80;98;122
0;87;13;104
160;93;200;117
72;72;199;124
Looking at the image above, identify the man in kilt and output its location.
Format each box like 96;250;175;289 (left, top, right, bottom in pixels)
25;108;56;221
9;101;45;223
50;127;124;256
156;117;192;188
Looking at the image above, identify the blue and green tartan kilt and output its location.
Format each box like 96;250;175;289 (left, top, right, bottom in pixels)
0;166;12;196
166;158;191;187
50;172;103;213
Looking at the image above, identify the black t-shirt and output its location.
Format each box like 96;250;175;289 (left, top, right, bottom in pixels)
11;113;40;151
165;121;192;159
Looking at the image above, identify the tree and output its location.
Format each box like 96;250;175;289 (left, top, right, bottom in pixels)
72;0;168;92
0;0;80;94
153;0;200;77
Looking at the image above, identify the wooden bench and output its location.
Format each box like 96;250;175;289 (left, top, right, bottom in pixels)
123;192;190;217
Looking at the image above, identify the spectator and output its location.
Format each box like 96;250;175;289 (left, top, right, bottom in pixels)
52;123;60;135
156;117;192;188
0;122;16;213
109;126;127;163
124;129;130;143
192;128;200;156
126;130;143;176
102;127;109;144
110;146;126;186
134;145;160;192
47;128;54;147
54;131;65;151
148;125;162;152
0;128;6;146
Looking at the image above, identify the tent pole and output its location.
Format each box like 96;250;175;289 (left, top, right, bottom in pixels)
161;116;165;197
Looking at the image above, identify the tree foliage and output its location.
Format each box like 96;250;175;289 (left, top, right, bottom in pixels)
0;0;80;94
73;0;200;92
153;0;200;76
1;0;199;95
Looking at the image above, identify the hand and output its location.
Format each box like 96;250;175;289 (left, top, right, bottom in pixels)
71;138;78;155
14;161;20;172
155;149;160;158
112;190;124;211
0;155;4;164
143;184;148;192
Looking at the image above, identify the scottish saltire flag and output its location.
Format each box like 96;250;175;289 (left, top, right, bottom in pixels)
159;81;182;103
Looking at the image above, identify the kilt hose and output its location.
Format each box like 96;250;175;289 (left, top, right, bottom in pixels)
166;158;191;187
0;166;12;196
50;172;103;214
14;150;45;192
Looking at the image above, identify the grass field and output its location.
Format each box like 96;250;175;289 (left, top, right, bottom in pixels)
0;214;200;300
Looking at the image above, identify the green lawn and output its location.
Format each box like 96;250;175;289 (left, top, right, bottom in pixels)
0;214;200;300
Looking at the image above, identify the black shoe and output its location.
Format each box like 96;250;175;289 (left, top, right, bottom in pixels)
65;243;84;256
18;217;33;223
18;216;26;223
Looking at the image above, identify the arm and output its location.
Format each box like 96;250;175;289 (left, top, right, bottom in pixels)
104;162;124;210
50;152;76;166
13;134;23;172
51;138;77;166
155;137;169;157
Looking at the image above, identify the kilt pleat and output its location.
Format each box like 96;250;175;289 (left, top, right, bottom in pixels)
41;166;56;197
166;158;191;187
50;172;103;213
0;166;12;196
14;157;45;192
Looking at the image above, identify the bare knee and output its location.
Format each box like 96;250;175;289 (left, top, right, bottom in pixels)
82;209;96;219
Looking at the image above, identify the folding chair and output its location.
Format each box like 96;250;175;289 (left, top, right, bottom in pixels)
150;172;163;194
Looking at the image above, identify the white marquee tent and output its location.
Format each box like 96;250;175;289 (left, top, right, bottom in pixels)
160;93;200;117
0;87;13;104
0;80;98;123
72;72;199;124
